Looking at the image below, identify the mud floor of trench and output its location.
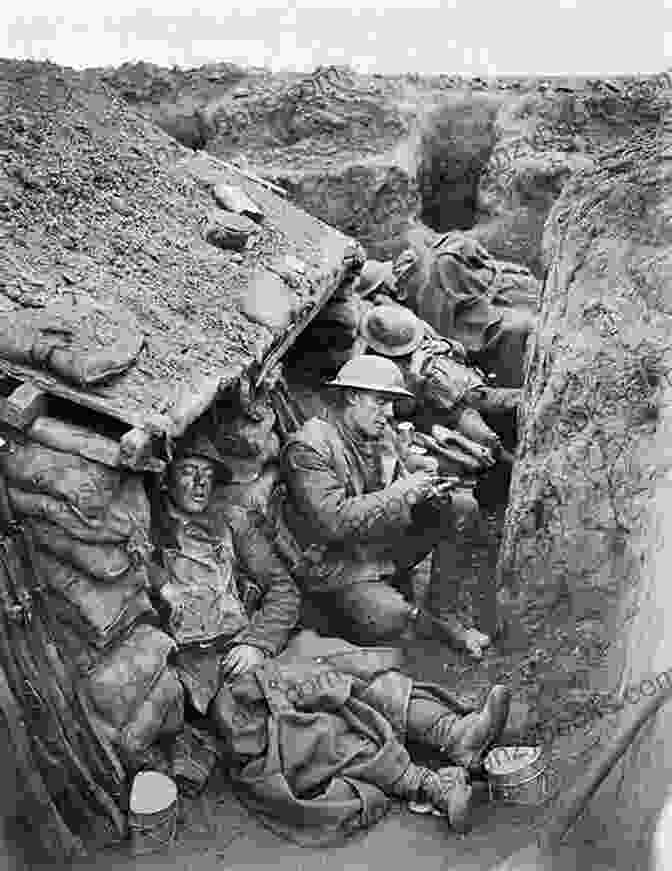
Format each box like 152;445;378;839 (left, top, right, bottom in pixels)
6;487;627;871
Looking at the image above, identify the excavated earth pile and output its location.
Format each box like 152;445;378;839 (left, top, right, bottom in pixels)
97;63;428;260
201;65;430;261
471;75;670;274
497;97;672;868
101;63;670;273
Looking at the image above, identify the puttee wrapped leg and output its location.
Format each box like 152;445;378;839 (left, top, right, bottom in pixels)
388;761;473;833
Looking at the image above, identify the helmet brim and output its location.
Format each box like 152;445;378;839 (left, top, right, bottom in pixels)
325;378;414;399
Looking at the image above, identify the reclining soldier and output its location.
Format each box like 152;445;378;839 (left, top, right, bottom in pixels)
276;354;493;659
355;236;536;390
154;433;512;838
391;239;536;389
358;301;518;452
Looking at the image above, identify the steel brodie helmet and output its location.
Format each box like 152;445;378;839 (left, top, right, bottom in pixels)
360;304;424;357
327;355;414;398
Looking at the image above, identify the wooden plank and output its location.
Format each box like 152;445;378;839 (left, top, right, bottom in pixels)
0;359;144;431
0;383;47;430
218;159;288;198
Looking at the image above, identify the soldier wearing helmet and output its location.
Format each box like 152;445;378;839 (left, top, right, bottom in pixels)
276;354;492;658
358;303;520;449
388;234;537;389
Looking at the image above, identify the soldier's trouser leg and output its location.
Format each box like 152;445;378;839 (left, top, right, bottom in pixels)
388;761;473;832
425;490;499;639
332;582;415;644
472;310;533;388
406;685;510;771
306;498;488;646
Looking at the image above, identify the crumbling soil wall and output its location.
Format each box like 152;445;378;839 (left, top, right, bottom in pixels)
200;66;428;260
471;76;669;275
497;107;672;866
102;65;670;273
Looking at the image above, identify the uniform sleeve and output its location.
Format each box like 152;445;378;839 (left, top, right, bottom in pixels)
284;440;430;543
229;508;301;657
434;246;500;330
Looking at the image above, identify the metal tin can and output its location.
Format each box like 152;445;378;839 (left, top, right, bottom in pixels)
128;771;178;855
484;746;551;806
397;421;415;450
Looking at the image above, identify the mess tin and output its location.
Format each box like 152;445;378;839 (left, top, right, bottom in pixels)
485;746;551;806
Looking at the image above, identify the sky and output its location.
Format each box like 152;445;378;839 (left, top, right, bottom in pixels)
2;0;670;77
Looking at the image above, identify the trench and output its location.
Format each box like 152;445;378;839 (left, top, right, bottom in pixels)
415;93;502;233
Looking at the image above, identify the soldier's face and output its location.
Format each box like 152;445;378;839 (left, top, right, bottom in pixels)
171;457;216;514
350;391;395;438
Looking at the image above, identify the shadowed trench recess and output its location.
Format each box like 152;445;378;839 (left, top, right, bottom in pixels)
417;94;501;232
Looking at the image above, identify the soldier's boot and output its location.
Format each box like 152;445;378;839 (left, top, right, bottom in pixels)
418;685;511;772
389;762;473;833
422;767;474;832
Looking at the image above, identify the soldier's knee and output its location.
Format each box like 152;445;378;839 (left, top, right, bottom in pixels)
345;584;411;642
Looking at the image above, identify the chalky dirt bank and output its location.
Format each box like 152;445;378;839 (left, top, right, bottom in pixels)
498;93;672;869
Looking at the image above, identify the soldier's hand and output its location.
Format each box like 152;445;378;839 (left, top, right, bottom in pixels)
220;645;267;681
431;478;460;500
406;469;442;495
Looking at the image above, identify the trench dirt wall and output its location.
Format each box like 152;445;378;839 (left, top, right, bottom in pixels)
497;106;672;865
100;63;670;274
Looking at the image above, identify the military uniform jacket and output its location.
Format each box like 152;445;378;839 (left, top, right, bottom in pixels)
276;415;431;594
404;233;538;353
155;501;301;712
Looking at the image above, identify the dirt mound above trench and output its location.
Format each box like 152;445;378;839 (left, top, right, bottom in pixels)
102;64;670;272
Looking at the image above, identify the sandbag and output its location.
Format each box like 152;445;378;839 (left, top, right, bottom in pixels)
0;441;121;516
84;625;176;731
27;416;121;468
9;476;151;544
205;212;259;251
0;298;144;387
239;270;295;332
28;519;133;581
45;587;154;658
120;667;185;763
34;549;154;650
